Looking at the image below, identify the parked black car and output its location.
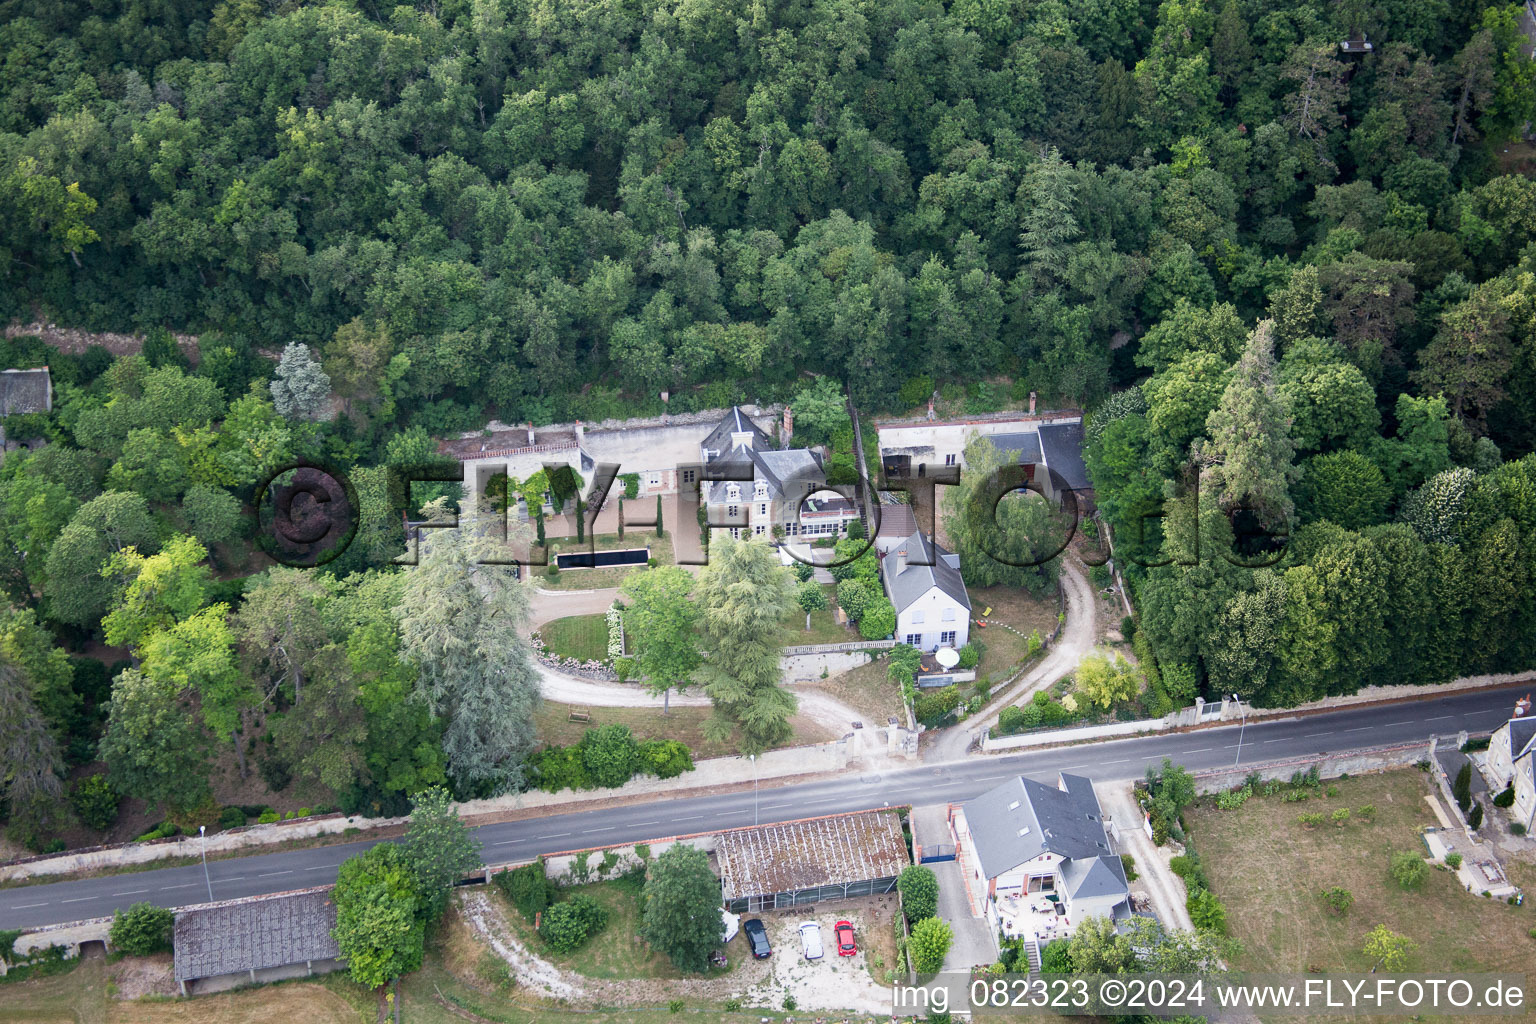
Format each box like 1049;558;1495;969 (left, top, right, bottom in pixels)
743;917;772;958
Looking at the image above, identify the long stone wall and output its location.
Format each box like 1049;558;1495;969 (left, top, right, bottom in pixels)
1187;741;1432;795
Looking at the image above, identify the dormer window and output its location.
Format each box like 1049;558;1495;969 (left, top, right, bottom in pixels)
754;481;768;499
726;484;741;501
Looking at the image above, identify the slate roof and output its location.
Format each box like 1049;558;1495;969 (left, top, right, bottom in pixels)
1510;716;1536;762
1039;422;1090;491
700;406;772;458
881;531;970;613
962;774;1115;880
704;446;825;504
173;889;339;982
0;368;52;416
1061;854;1130;901
715;811;910;900
985;431;1043;466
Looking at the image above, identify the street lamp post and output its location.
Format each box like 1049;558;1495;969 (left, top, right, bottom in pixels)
750;754;758;826
199;825;213;902
1232;694;1247;767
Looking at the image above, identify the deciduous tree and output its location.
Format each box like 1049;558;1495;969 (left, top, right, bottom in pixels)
619;567;700;714
639;843;721;973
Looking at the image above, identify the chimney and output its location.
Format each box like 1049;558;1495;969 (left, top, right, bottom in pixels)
783;406;794;445
526;423;536;446
926;397;935;422
1029;390;1037;414
575;420;585;446
895;546;908;576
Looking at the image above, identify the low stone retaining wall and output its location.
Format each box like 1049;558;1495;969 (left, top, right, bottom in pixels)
6;916;112;965
982;716;1171;752
2;740;851;882
1188;740;1431;795
0;813;384;884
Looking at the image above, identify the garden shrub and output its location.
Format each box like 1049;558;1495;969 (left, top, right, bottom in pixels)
539;894;609;953
1494;786;1515;808
637;739;694;779
1445;853;1463;869
1186;888;1227;934
496;862;559;921
581;724;639;789
1389;850;1427;890
1319;887;1353;915
898;864;939;922
110;903;174;955
70;775;120;832
914;686;961;726
1453;764;1472;811
218;806;246;830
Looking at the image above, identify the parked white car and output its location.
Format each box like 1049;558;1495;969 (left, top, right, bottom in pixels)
799;921;824;960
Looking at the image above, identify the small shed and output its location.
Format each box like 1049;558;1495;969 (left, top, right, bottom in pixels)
172;888;341;995
716;810;910;913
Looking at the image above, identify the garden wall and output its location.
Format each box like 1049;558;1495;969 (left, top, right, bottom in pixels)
1187;740;1432;795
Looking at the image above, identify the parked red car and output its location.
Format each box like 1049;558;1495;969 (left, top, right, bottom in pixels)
835;919;857;957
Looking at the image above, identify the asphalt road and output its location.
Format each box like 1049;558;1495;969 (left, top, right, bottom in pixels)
2;685;1521;932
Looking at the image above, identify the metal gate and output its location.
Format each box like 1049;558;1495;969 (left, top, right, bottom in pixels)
920;844;957;863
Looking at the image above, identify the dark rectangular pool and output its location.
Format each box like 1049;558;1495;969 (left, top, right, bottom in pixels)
556;547;651;570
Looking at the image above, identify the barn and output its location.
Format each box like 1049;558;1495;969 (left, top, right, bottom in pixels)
715;810;910;913
172;888;342;995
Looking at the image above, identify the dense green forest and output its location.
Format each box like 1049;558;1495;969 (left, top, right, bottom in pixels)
0;0;1534;852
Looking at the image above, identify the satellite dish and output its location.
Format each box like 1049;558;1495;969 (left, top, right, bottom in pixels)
935;647;960;669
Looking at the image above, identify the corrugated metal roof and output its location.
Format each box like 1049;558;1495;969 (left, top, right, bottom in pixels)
173;889;339;982
0;368;51;416
715;811;909;899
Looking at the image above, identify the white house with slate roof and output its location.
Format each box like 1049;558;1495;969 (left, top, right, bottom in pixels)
880;530;970;653
701;406;860;541
1488;696;1536;833
951;773;1130;942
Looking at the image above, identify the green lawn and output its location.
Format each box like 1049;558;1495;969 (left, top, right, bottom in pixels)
492;874;742;982
969;584;1059;686
1188;770;1536;1023
540;613;613;662
779;584;855;646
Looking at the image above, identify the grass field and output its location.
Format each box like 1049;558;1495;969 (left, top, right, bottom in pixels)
0;957;365;1024
540;613;613;663
1188;769;1536;1021
491;875;742;982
